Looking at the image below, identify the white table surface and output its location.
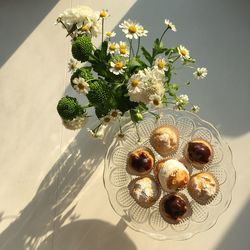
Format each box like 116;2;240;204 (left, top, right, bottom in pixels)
0;0;249;249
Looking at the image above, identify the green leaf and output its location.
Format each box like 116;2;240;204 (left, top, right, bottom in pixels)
141;46;153;65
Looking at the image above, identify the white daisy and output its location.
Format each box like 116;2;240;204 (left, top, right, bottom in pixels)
191;105;200;112
154;57;168;71
101;115;113;125
165;19;177;32
106;31;116;38
68;58;78;72
87;124;108;140
119;19;141;39
107;42;118;54
177;45;190;59
99;9;109;18
110;109;122;120
138;25;148;37
127;74;143;94
110;58;127;75
72;77;90;94
193;67;208;79
149;94;162;108
118;41;129;57
176;94;189;106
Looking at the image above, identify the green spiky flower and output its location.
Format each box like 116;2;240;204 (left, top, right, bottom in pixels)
70;67;93;85
71;35;93;62
57;96;84;120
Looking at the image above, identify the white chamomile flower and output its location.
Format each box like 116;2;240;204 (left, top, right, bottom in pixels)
119;19;141;39
164;19;177;32
193;67;208;79
107;42;118;54
191;105;200;113
110;109;122;120
68;58;78;72
110;58;127;75
149;94;162;108
72;77;90;94
118;41;129;57
87;124;108;140
176;94;189;106
138;25;148;37
154;57;168;71
127;74;143;94
102;115;113;125
106;31;116;38
99;9;109;18
177;45;190;59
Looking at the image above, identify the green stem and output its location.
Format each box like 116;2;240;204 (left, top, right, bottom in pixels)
136;37;141;56
134;123;141;143
101;18;104;44
172;55;180;64
159;27;169;43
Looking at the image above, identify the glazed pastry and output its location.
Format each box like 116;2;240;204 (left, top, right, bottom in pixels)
188;172;219;205
159;193;192;224
126;147;155;176
150;125;179;157
154;159;190;192
184;139;213;169
128;176;161;208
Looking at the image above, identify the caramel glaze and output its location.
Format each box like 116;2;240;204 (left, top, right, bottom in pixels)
188;142;211;164
164;195;187;220
130;152;152;172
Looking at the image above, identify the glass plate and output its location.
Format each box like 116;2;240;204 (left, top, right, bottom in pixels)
103;109;236;240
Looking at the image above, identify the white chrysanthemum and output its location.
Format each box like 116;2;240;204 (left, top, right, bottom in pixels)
107;42;118;54
72;77;90;94
118;41;129;57
58;6;100;37
128;68;166;104
138;25;148;37
177;45;190;59
149;94;162;108
192;105;200;112
119;19;141;39
106;31;116;38
68;58;78;72
63;116;88;130
165;19;177;32
110;109;122;120
127;73;144;95
154;57;168;72
110;58;127;75
193;67;208;79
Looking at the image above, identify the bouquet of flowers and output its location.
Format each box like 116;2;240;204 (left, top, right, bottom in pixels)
55;6;207;140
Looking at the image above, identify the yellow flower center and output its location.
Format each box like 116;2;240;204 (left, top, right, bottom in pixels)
120;48;127;55
180;49;187;56
131;79;139;87
82;25;89;31
106;31;112;36
111;111;118;117
119;44;126;50
100;10;108;18
157;60;166;70
78;83;85;90
104;117;111;123
114;62;124;70
128;25;137;34
109;44;116;50
153;99;160;106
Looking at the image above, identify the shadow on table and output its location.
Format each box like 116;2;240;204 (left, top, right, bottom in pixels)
215;199;250;250
0;129;108;250
37;219;136;250
0;0;59;67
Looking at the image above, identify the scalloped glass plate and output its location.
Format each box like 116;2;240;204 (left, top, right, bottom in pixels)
103;109;236;240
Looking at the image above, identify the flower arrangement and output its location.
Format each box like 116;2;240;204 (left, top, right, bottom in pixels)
55;6;207;140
